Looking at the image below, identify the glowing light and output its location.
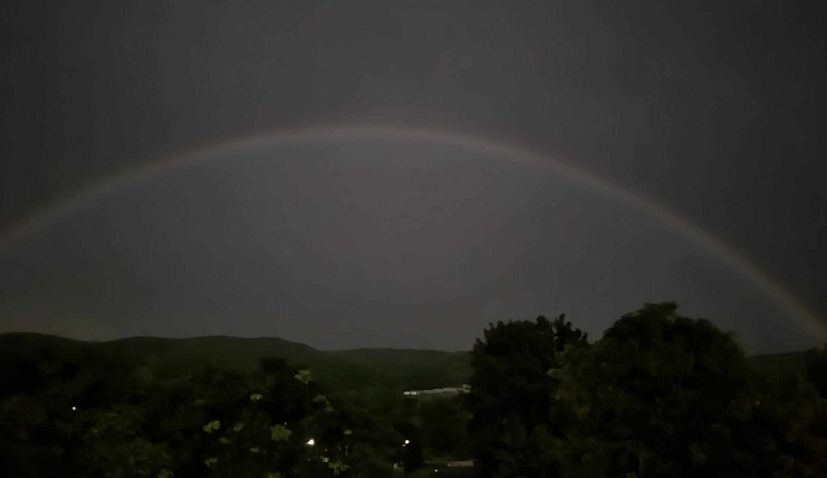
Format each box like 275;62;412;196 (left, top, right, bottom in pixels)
306;438;315;446
71;406;77;411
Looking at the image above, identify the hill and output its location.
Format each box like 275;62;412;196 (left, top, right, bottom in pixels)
1;332;810;391
746;351;808;380
0;332;470;391
331;348;472;390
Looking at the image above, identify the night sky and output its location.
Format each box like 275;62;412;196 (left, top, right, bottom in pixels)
1;0;825;352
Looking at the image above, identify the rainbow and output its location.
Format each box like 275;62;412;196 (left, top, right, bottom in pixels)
2;124;825;339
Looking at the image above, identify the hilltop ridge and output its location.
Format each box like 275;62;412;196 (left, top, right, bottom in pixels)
0;332;471;391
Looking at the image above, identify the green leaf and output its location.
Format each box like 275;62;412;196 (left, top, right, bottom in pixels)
202;420;221;434
294;369;312;384
270;424;292;442
328;460;350;475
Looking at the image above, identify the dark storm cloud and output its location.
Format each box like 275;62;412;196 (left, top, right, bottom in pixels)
1;0;825;347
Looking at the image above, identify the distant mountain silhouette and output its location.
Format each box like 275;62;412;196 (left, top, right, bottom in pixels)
0;332;472;391
0;332;807;391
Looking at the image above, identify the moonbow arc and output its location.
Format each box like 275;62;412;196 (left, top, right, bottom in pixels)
1;124;824;340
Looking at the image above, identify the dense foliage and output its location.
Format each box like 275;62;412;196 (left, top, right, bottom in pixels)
2;303;826;477
0;350;419;477
466;315;586;477
466;303;827;478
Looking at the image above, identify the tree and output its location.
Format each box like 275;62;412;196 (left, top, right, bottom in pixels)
551;303;792;478
805;345;827;398
466;315;587;478
75;405;172;478
419;395;471;459
752;352;827;478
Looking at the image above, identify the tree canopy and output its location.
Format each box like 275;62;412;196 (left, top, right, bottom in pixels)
2;303;826;477
465;303;827;478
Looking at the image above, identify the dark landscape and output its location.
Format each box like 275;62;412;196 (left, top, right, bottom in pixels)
2;0;826;476
3;303;827;477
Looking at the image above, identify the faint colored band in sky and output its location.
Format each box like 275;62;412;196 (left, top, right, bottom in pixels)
1;124;825;340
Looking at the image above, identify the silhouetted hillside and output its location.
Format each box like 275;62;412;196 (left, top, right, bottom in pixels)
0;332;807;392
0;333;469;391
331;348;471;390
746;350;808;379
